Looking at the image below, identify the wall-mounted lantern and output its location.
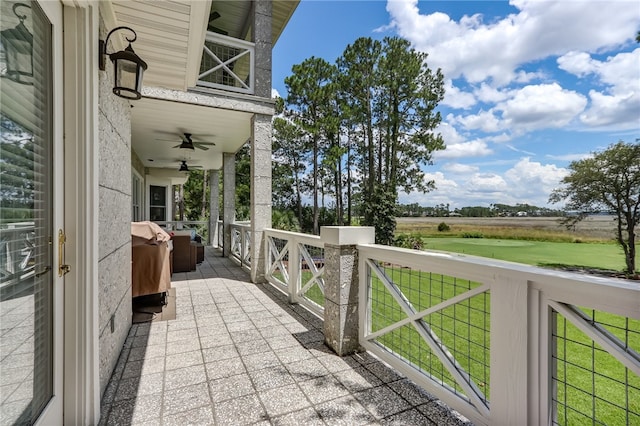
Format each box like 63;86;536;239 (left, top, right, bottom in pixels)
0;3;34;85
99;26;147;100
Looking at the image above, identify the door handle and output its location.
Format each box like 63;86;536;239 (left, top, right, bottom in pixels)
58;229;71;276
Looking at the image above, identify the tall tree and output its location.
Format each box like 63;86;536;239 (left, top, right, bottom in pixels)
337;37;382;213
272;116;308;225
285;57;337;234
337;36;445;244
549;141;640;276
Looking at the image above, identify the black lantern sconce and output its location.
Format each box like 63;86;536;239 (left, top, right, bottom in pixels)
0;3;34;85
99;26;147;100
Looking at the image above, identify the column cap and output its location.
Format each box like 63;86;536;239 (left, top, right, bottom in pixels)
320;226;375;246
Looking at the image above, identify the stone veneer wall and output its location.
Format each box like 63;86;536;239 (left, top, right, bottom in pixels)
96;13;134;396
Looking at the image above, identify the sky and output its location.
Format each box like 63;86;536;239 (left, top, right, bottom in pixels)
271;0;640;209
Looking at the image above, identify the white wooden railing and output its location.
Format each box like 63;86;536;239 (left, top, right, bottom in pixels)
230;223;251;269
224;224;638;424
264;229;325;318
357;244;640;426
197;31;255;94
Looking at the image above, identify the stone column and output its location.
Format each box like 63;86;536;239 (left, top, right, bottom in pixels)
209;170;220;247
250;114;272;283
222;153;235;258
252;0;272;98
321;226;375;356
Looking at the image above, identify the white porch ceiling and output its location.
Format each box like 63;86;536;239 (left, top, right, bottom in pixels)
105;0;299;174
131;96;252;171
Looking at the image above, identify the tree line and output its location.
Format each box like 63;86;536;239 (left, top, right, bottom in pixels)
396;203;564;217
272;36;445;244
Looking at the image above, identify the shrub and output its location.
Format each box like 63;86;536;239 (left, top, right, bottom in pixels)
437;222;450;232
394;234;424;250
462;232;484;238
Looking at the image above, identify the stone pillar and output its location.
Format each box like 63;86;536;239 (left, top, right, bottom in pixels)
222;153;235;257
209;170;220;247
250;114;272;283
252;0;272;98
321;226;375;356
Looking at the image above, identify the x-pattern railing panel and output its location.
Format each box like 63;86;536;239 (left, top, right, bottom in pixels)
364;258;491;419
264;230;325;316
198;32;255;94
298;242;325;311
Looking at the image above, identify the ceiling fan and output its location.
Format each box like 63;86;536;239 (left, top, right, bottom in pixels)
159;132;215;151
179;160;203;172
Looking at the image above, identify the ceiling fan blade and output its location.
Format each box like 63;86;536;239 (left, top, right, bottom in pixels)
194;144;210;151
172;144;181;148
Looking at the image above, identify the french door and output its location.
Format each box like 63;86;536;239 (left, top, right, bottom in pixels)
0;0;64;424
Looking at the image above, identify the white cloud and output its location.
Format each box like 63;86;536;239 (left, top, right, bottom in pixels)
442;163;479;174
503;157;568;203
498;83;587;132
387;0;640;85
474;83;512;104
436;121;466;145
442;79;476;109
469;173;509;193
546;152;591;162
453;109;503;133
580;90;640;129
559;48;640;129
436;140;493;159
402;157;570;208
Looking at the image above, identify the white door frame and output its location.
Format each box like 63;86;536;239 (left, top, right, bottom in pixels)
35;1;100;424
61;2;101;425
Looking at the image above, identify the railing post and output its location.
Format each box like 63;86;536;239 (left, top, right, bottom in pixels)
209;170;219;247
222;153;235;258
490;272;530;425
288;238;300;304
320;226;375;356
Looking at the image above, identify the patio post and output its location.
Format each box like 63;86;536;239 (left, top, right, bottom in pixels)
249;0;272;283
222;153;235;257
249;114;271;283
209;170;220;247
320;226;375;356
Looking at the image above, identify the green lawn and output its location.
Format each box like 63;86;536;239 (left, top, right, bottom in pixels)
421;238;625;271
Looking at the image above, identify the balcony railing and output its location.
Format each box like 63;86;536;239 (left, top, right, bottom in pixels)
265;229;325;318
256;226;639;425
197;31;255;95
230;222;251;269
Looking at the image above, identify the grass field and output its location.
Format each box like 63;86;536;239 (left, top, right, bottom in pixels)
395;215;631;273
421;238;625;271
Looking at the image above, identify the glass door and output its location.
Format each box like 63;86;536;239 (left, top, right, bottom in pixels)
0;0;63;424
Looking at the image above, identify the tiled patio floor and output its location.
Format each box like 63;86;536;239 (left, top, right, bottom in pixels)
100;248;473;426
